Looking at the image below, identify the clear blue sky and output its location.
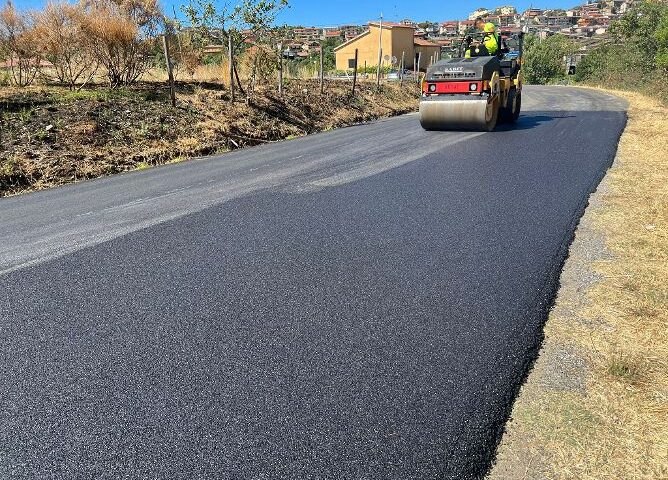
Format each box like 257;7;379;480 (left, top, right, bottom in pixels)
16;0;578;25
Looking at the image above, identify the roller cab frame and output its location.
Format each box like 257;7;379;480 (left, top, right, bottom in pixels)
419;33;524;132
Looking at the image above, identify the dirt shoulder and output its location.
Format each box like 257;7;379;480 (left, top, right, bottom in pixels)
489;88;668;479
0;80;419;197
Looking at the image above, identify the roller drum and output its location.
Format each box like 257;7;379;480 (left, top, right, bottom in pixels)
419;96;499;132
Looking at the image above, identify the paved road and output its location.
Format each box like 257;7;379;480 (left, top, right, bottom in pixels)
0;86;626;479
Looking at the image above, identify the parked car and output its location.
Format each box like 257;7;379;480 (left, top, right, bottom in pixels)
387;69;417;81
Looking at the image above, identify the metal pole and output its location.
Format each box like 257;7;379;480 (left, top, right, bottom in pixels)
400;50;405;86
416;51;422;83
162;34;176;107
376;13;383;89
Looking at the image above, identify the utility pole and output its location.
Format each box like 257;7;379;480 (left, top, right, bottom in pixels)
416;51;422;84
162;34;176;107
376;13;383;90
400;51;405;86
319;42;324;94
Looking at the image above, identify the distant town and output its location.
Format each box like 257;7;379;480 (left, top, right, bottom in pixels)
260;0;633;70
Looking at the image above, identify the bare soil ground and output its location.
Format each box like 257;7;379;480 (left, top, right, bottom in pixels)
0;80;419;196
489;88;668;479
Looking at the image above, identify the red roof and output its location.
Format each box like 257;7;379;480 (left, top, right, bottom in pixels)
0;58;53;68
414;38;439;46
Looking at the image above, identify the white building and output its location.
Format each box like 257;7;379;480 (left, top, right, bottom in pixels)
469;8;491;20
495;5;517;15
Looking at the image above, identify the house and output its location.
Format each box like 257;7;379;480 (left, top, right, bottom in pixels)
334;21;441;71
495;5;517;15
469;7;491;20
324;29;342;39
414;38;441;68
458;20;476;35
293;27;320;42
439;21;459;36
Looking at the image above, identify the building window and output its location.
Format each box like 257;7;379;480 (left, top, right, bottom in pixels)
348;58;357;69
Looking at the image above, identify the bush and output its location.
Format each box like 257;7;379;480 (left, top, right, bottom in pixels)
523;34;578;84
0;3;41;86
34;2;97;89
575;3;668;103
80;0;162;88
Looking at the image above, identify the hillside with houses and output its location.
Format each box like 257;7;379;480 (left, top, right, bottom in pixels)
259;0;636;71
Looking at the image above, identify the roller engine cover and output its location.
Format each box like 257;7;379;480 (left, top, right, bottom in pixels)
426;56;501;82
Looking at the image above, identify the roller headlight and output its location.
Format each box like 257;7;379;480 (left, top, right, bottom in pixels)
428;84;437;93
469;83;478;91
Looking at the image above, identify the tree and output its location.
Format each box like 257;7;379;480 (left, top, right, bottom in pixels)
611;2;668;73
523;34;578;84
34;2;97;90
80;0;162;87
655;9;668;71
0;2;41;86
182;0;289;96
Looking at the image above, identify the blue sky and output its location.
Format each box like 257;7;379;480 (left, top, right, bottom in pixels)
15;0;577;25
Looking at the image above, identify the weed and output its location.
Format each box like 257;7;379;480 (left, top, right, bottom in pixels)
18;107;33;122
607;354;638;380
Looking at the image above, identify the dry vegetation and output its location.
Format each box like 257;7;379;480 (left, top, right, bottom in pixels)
0;0;422;196
490;89;668;479
0;80;419;196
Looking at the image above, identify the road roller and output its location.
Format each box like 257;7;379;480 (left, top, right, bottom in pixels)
419;33;524;131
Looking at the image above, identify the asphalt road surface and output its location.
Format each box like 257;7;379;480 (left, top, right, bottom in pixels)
0;86;627;479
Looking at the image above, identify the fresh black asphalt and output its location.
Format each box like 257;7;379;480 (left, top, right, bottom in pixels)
0;86;627;479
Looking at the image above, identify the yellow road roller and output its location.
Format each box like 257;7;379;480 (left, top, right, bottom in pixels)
420;33;524;131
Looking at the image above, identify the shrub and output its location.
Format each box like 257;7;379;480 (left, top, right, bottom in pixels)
80;0;162;87
34;2;97;89
0;2;41;86
523;34;578;84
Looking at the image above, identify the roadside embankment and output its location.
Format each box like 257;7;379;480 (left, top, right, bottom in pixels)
0;80;419;197
489;88;668;479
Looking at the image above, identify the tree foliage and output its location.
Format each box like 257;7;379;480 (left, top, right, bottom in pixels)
575;1;668;96
0;2;41;86
34;2;97;89
80;0;162;87
523;34;578;84
610;1;668;72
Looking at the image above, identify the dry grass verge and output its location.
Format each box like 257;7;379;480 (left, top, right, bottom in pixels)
489;89;668;479
0;80;419;196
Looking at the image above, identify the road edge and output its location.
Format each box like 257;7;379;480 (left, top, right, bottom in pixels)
487;88;668;479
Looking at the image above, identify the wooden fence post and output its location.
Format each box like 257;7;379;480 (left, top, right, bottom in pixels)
352;48;358;96
376;14;383;90
319;43;324;94
228;32;235;102
278;43;283;96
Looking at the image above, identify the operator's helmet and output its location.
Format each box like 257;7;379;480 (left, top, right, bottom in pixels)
484;22;496;33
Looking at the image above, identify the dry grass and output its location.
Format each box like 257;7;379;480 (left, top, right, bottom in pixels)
0;80;419;196
490;89;668;479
